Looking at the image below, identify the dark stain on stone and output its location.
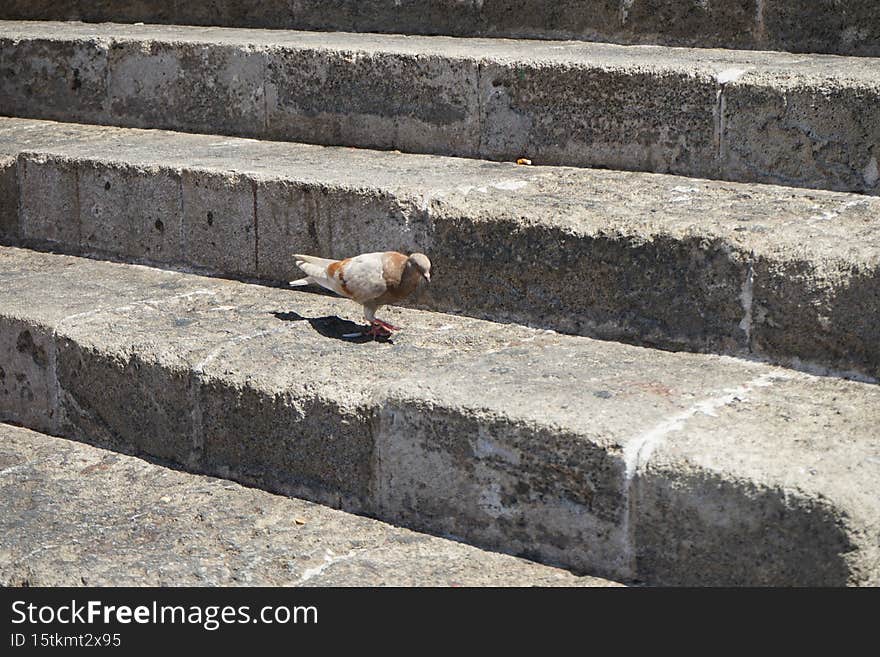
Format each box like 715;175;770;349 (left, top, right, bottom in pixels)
71;68;82;91
207;211;214;226
104;180;111;191
593;390;613;399
154;219;164;232
16;330;48;368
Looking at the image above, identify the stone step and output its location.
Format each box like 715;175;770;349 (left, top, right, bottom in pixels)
1;118;878;380
0;1;876;57
0;423;617;586
1;246;878;585
1;21;878;195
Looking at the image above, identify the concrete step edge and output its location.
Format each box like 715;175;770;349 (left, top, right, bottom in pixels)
1;117;878;380
1;246;878;585
0;1;877;58
1;21;878;194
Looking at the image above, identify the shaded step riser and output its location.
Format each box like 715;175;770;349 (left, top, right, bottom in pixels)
1;247;878;585
1;23;879;194
1;1;877;57
2;136;878;380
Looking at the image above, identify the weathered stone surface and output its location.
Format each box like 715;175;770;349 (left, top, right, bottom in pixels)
18;154;80;245
107;39;267;137
761;0;880;57
618;0;758;50
2;118;879;378
1;22;879;192
264;46;482;157
0;423;615;586
0;156;17;242
633;375;880;586
78;161;182;262
181;170;257;276
721;74;880;194
1;1;877;56
0;246;878;584
0;318;54;433
0;33;110;124
477;60;719;178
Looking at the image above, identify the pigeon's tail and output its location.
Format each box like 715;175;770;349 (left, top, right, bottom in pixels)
292;254;345;296
293;253;335;279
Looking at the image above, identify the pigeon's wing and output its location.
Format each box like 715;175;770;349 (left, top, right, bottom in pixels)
336;252;391;303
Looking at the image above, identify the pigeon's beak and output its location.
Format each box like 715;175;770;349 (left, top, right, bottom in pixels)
424;272;431;283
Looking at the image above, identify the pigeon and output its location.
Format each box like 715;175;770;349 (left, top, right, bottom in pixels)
290;251;431;337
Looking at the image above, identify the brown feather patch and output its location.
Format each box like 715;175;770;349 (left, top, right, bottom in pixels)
328;258;352;297
382;252;409;288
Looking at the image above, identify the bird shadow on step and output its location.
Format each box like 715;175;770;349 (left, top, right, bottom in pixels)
272;311;392;344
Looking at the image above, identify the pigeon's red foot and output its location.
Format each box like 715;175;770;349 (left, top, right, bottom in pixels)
366;322;393;338
373;319;400;332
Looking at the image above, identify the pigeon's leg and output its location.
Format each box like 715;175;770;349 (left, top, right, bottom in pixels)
362;305;397;335
358;305;389;338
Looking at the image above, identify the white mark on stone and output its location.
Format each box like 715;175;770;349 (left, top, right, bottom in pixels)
755;0;767;44
0;464;28;478
770;356;879;384
670;196;693;203
618;369;787;579
458;180;529;194
714;87;727;163
715;68;749;85
194;327;286;374
620;0;635;24
475;435;521;465
864;156;879;188
739;264;754;345
11;544;58;566
671;185;699;194
58;289;216;328
623;371;784;481
808;198;869;221
491;180;529;192
295;549;359;585
713;68;751;165
840;199;870;211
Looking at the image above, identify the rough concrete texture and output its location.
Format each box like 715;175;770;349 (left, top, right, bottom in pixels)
1;118;878;379
0;247;878;585
0;424;616;586
633;375;880;586
1;22;879;194
0;155;16;242
0;1;877;57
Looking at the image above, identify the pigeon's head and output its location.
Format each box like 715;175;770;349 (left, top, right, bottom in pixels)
408;253;431;283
